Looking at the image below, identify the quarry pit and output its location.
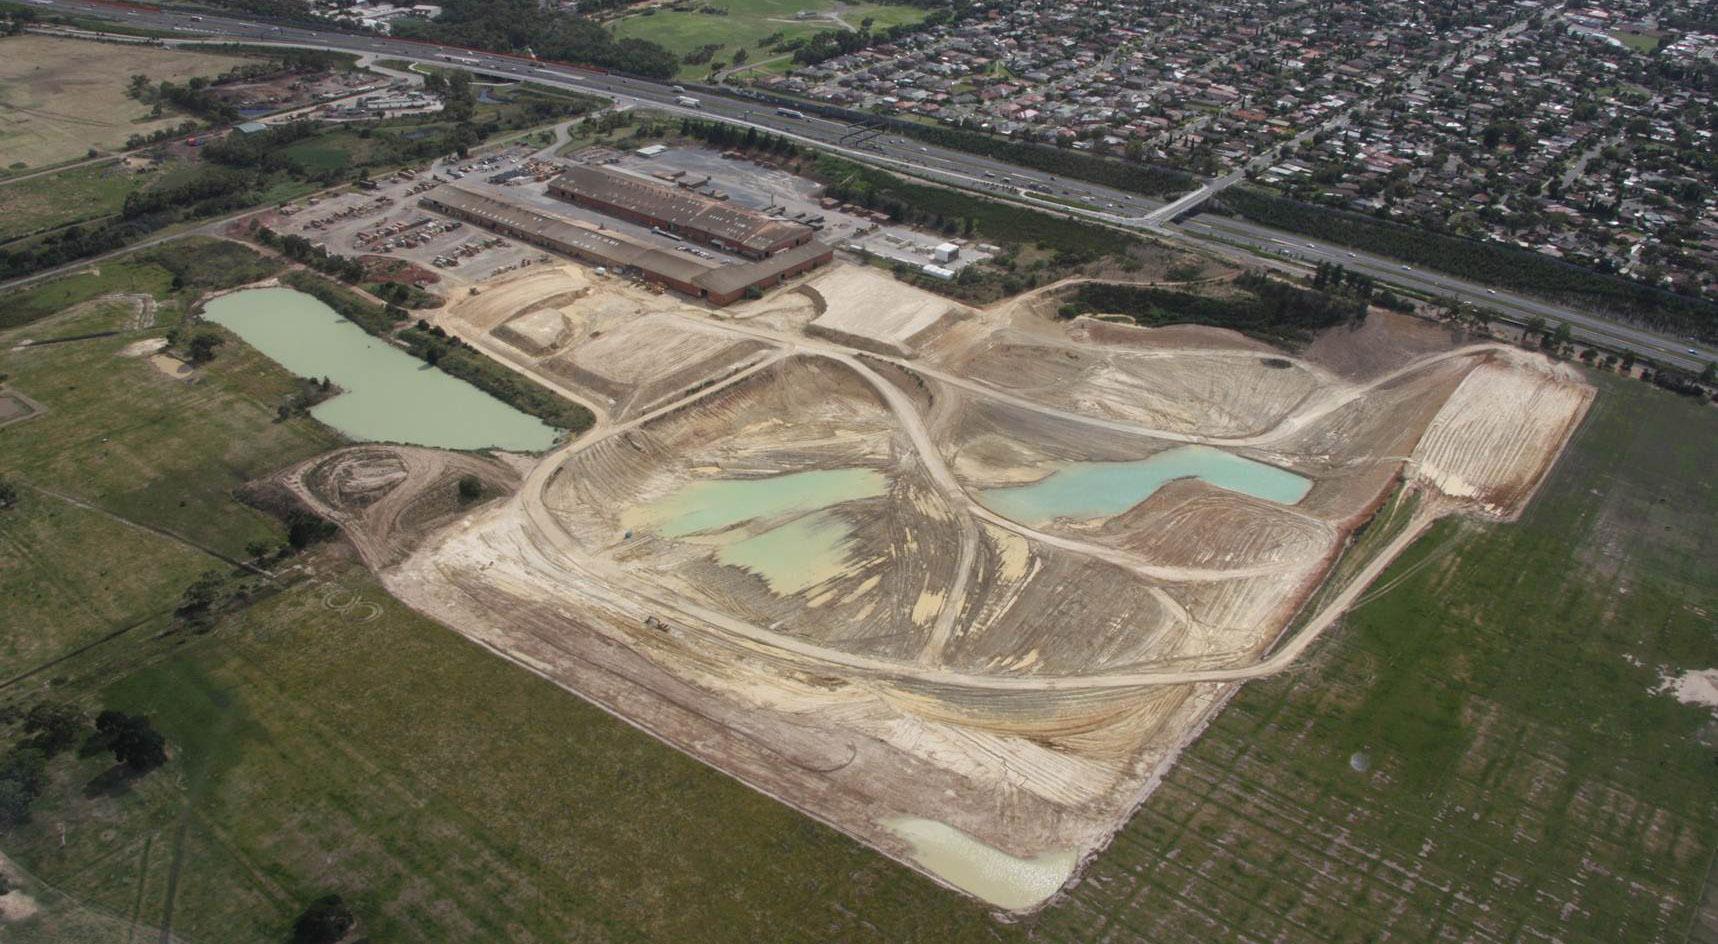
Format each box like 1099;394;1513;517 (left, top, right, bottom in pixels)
281;258;1593;912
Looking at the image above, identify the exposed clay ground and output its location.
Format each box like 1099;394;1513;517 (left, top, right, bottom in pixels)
281;261;1594;912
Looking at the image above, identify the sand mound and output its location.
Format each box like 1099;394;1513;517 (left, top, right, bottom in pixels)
493;307;573;356
452;267;591;333
1410;354;1592;516
805;265;968;357
542;313;769;413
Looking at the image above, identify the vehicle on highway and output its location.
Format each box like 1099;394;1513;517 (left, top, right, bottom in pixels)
776;107;807;120
676;96;702;108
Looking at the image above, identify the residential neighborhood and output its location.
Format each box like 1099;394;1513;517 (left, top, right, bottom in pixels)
745;0;1717;298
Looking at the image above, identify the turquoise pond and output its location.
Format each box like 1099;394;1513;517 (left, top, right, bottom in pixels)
978;445;1311;527
200;287;560;451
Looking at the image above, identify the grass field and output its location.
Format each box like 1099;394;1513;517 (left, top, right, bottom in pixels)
1610;29;1662;53
2;252;1715;944
0;560;1022;943
610;0;927;79
1035;369;1718;943
0;36;251;174
0;239;337;564
0;236;282;332
0;160;156;244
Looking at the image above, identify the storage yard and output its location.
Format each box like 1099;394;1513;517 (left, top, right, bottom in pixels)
275;215;1594;910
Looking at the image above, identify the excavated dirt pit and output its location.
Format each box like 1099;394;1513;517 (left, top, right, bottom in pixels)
446;266;772;420
294;262;1595;912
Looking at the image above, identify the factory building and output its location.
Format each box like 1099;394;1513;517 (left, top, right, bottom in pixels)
547;165;815;259
420;186;831;305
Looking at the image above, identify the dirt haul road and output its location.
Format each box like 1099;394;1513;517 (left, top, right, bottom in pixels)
293;261;1593;912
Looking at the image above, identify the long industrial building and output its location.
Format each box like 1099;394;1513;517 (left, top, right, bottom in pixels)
420;186;831;305
548;165;816;259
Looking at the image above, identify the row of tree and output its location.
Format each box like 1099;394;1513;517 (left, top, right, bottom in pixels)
727;88;1195;199
1063;273;1366;344
391;0;681;78
255;227;370;283
126;75;241;124
680;118;799;157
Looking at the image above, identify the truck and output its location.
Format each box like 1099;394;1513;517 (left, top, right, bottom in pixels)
676;95;702;108
776;107;808;120
441;54;481;66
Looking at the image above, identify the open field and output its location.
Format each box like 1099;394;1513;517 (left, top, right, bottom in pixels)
0;36;250;173
609;0;928;79
0;160;154;244
277;246;1596;910
0;556;1022;943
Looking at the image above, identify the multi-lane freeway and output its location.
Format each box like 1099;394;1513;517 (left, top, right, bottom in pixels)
21;0;1718;371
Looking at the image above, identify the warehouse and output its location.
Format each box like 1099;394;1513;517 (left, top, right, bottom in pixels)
420;186;831;305
548;165;815;259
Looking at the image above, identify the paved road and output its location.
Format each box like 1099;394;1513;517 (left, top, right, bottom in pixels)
25;0;1718;371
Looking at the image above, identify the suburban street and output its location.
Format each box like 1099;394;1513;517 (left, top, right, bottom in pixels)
22;0;1718;371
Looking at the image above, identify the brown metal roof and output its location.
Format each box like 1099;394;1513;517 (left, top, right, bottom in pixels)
692;240;833;296
553;165;812;254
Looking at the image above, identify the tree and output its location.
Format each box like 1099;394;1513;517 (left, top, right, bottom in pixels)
0;475;17;510
175;569;226;619
0;746;46;825
1702;361;1716;384
0;779;32;827
457;475;483;502
292;895;356;944
1550;321;1572;351
186;327;225;365
286;510;337;550
1524;316;1546;344
97;711;166;772
23;702;84;755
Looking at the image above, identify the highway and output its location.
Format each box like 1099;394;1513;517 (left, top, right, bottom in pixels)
24;0;1718;372
1181;213;1713;371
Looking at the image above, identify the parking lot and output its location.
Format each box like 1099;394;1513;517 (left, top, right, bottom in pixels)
263;149;553;285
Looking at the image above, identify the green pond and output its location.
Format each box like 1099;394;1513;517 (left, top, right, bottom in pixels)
201;287;559;451
882;816;1077;911
715;509;857;595
979;445;1311;527
621;468;887;538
